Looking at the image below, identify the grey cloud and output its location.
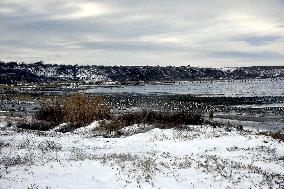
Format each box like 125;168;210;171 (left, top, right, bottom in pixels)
79;41;184;52
0;0;284;67
208;50;284;60
236;35;282;46
0;13;175;39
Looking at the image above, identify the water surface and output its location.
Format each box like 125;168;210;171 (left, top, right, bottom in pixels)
84;78;284;97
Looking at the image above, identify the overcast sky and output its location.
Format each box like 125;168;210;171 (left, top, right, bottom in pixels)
0;0;284;67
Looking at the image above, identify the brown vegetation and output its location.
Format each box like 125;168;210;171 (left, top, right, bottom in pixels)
101;110;204;134
257;131;284;142
24;94;204;133
36;93;110;128
17;119;54;131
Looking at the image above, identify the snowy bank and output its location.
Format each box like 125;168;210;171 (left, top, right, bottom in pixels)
0;124;283;189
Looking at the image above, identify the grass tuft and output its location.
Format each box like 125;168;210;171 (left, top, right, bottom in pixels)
35;93;110;129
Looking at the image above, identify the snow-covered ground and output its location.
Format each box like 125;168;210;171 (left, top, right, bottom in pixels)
0;121;284;189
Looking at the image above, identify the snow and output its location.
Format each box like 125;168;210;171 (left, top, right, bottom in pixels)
27;65;106;82
51;123;69;132
233;103;284;108
119;124;153;136
73;121;101;134
0;124;284;189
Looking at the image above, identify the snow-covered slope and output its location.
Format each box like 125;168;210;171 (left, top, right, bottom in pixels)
1;122;283;189
1;61;284;83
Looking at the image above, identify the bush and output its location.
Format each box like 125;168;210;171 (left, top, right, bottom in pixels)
17;120;54;131
102;110;204;134
270;132;284;141
62;94;110;127
100;120;123;135
257;131;284;142
120;110;203;128
36;94;110;128
36;98;64;124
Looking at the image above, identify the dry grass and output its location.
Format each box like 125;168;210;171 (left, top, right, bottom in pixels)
257;131;284;142
14;94;34;101
101;110;204;135
62;94;110;127
35;93;110;128
17;119;54;131
36;97;64;124
270;132;284;141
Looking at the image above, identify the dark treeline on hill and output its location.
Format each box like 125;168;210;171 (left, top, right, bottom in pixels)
0;61;284;84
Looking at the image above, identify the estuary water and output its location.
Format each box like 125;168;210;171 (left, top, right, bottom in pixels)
85;78;284;97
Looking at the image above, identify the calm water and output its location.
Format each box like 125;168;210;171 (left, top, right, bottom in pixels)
84;78;284;97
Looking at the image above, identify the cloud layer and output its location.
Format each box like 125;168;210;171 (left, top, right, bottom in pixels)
0;0;284;67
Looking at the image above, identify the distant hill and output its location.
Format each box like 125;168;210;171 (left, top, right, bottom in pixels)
0;61;283;84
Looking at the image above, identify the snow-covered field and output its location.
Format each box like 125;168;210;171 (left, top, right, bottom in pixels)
1;121;283;189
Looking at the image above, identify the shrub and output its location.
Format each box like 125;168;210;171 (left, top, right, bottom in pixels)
36;94;110;128
102;110;204;134
17;120;54;131
100;120;124;135
257;131;284;142
270;132;284;141
36;97;64;124
121;110;204;127
62;94;110;127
